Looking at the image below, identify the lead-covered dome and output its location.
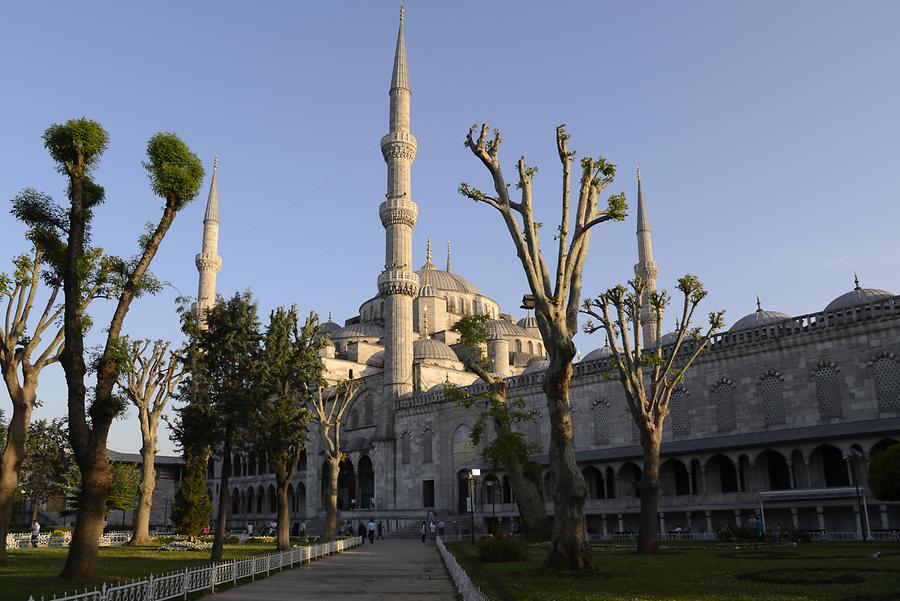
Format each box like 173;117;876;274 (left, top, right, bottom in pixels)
582;343;615;362
485;319;532;339
415;267;481;294
517;312;539;330
331;322;385;340
522;359;549;374
413;338;460;362
729;299;791;332
825;277;894;311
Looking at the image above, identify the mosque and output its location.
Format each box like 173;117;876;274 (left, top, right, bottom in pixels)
199;12;900;537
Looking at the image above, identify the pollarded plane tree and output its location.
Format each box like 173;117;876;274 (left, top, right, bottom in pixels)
448;314;550;541
459;124;626;570
0;234;109;564
581;276;723;553
310;379;359;542
119;338;185;545
16;118;204;578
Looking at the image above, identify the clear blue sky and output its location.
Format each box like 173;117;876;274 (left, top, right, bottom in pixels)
1;1;898;455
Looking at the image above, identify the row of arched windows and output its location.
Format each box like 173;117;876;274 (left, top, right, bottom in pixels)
400;427;434;465
347;396;375;429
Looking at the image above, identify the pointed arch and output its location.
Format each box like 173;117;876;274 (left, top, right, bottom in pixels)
759;371;785;425
870;352;900;413
711;378;736;432
813;361;843;419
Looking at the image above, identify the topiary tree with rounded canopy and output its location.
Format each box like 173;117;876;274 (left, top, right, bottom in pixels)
869;443;900;501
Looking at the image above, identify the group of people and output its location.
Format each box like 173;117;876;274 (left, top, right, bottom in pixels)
243;520;308;538
347;519;384;543
420;514;445;542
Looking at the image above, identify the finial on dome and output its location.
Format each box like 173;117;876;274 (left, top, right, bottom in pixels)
421;237;436;269
446;240;452;272
854;273;861;290
328;311;332;321
756;295;762;312
400;1;405;23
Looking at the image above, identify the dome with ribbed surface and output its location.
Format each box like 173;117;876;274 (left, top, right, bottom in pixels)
414;338;460;362
485;319;532;339
419;284;437;297
729;307;791;332
582;344;615;362
522;359;549;374
415;267;481;294
517;313;539;330
332;322;384;340
320;318;342;336
825;283;894;312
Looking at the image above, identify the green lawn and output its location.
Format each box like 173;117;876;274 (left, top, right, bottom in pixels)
447;541;900;601
2;542;287;601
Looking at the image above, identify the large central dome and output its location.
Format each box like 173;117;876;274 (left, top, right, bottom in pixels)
415;267;481;294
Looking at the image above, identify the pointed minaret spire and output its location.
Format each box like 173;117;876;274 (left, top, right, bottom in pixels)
390;4;410;93
195;155;223;328
633;164;660;348
446;240;452;272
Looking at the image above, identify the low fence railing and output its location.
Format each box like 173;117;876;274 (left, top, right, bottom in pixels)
25;536;362;601
7;530;133;550
435;536;488;601
588;530;900;542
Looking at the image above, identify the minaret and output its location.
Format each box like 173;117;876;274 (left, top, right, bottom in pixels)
446;240;452;272
195;156;222;327
378;6;419;398
633;165;659;347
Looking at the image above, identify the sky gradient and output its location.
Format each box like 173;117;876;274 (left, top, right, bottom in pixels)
1;1;898;455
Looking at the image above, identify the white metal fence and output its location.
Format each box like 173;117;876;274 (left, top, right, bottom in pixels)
588;530;900;543
435;536;489;601
25;536;362;601
7;531;133;550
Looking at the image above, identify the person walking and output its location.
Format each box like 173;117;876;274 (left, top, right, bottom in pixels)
358;521;367;543
437;519;445;538
377;520;384;540
367;519;376;544
430;520;437;541
30;519;40;548
300;520;307;538
420;521;427;543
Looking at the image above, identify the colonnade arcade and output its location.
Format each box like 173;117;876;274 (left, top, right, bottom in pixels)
320;454;376;511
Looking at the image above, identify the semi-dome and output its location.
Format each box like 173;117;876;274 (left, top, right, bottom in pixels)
825;277;894;312
729;299;791;332
485;319;533;339
517;312;539;330
522;359;549;374
419;284;437;297
366;350;385;367
413;338;460;362
332;322;385;340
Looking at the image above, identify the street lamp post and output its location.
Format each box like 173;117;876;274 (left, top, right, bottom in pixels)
468;468;480;544
847;450;871;541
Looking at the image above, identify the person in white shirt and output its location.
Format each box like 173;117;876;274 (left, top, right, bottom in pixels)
30;520;40;548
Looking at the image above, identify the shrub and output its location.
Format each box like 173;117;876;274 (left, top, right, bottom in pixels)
869;443;900;501
477;534;529;562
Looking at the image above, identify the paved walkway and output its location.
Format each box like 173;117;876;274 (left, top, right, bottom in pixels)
212;538;457;600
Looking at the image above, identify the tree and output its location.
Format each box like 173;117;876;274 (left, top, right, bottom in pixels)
16;118;204;578
19;418;75;522
64;461;139;517
448;314;550;541
869;443;900;501
459;124;626;570
118;338;185;545
170;450;212;540
173;292;263;562
582;275;723;553
0;243;106;563
310;379;358;542
251;307;322;550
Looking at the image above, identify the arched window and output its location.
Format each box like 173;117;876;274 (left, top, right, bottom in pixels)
814;362;842;419
712;379;736;432
256;486;264;513
348;409;360;429
872;353;900;412
591;399;610;445
231;488;240;515
515;339;523;353
669;388;690;436
528;414;543;452
759;372;785;425
452;425;476;468
364;396;374;425
537;343;543;356
422;427;433;463
268;485;276;513
527;341;534;354
400;431;411;465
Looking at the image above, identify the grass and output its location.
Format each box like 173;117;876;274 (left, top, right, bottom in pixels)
2;541;293;601
447;540;900;601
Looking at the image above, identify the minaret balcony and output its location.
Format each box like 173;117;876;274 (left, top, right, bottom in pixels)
380;132;417;161
377;269;419;298
195;253;222;272
379;198;418;228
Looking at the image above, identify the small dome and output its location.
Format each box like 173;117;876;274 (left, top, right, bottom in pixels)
320;319;342;335
366;350;384;367
413;338;460;362
485;319;533;339
825;278;894;312
659;331;678;346
522;359;549;374
332;322;385;340
419;284;437;297
517;313;539;330
582;344;614;362
729;300;791;332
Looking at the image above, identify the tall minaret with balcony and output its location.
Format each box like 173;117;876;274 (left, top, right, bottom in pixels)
195;156;222;327
633;165;659;347
378;6;419;397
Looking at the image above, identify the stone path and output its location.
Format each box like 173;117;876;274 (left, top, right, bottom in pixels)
212;538;457;600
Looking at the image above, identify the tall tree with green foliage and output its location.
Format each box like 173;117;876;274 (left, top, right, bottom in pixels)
15;118;204;578
251;307;323;550
170;450;212;540
64;461;139;517
0;244;107;563
19;418;74;522
582;276;723;553
310;379;358;542
448;314;550;541
868;443;900;502
459;124;626;570
118;338;184;545
174;292;263;562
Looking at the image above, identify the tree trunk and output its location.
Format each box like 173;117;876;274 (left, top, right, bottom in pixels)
60;455;112;579
276;482;291;551
322;455;339;542
543;354;593;571
0;381;35;564
638;431;662;554
505;453;551;542
210;437;232;562
129;438;157;545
